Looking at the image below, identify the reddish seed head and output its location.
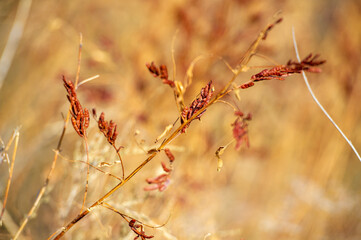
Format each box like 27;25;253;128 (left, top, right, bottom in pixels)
181;81;214;133
63;76;89;137
234;111;244;117
146;62;159;77
159;65;168;80
164;148;175;162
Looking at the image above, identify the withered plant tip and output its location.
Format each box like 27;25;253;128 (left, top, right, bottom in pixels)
92;109;125;178
181;80;214;133
146;62;175;87
63;76;90;137
239;54;326;89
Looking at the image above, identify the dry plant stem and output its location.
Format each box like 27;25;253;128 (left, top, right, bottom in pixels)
101;202;167;228
13;33;83;240
115;149;125;179
51;74;237;239
80;134;90;213
292;28;361;162
101;202;130;223
0;129;20;225
75;33;83;86
76;74;100;89
50;20;276;239
59;153;122;181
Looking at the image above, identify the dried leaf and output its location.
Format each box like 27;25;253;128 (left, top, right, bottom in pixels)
215;146;225;172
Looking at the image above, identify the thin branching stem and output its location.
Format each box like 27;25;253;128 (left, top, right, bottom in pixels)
50;70;238;239
58;153;122;181
0;129;20;225
292;27;361;162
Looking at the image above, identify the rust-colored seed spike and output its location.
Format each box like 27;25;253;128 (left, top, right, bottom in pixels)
146;62;160;77
240;81;254;89
63;75;89;137
164;148;175;162
159;65;168;80
181;80;214;133
83;108;90;129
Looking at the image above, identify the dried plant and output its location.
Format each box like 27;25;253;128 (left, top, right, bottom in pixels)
2;3;361;240
92;109;125;178
239;54;326;89
146;62;175;88
9;15;358;240
49;17;298;239
63;76;90;137
101;202;155;240
181;80;214;132
63;75;92;213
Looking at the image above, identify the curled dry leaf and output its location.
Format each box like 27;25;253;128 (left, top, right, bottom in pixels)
215;146;225;172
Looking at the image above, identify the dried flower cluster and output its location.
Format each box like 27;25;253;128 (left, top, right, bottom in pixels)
232;111;252;150
287;53;326;72
92;109;122;152
63;76;89;137
181;81;214;133
144;148;174;192
146;62;175;87
129;219;154;240
240;53;326;89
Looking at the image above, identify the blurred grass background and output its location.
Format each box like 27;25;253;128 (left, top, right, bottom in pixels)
1;0;361;239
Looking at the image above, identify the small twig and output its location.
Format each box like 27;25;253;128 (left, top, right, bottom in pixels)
102;202;169;229
215;100;237;112
57;152;123;181
80;134;90;213
75;33;83;86
292;27;361;162
77;75;100;89
0;129;20;225
171;29;179;83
